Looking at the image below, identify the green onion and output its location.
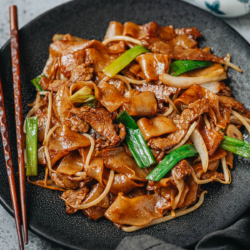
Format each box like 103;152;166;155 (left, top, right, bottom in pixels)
219;135;250;158
169;60;213;76
103;45;150;77
31;74;44;91
26;116;38;176
69;86;95;105
146;144;199;181
83;99;96;108
115;110;155;168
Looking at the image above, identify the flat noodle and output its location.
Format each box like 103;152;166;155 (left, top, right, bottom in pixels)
122;191;207;232
167;121;197;153
61;170;114;209
231;110;250;134
102;36;142;46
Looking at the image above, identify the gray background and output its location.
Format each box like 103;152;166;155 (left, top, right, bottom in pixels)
0;0;250;249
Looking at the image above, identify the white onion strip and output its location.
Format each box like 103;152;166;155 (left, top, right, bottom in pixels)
220;156;231;184
200;81;220;94
231;110;250;134
159;69;227;89
61;170;114;209
122;191;207;232
190;128;209;172
172;179;184;210
102;36;142;46
167;121;197;154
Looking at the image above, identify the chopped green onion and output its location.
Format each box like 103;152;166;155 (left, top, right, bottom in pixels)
103;45;150;77
31;74;44;91
146;144;199;181
170;60;213;76
219;135;250;158
115;110;155;168
26;117;38;176
69;86;95;104
83;99;96;108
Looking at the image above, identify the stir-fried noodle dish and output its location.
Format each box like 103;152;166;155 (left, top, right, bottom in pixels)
25;21;250;231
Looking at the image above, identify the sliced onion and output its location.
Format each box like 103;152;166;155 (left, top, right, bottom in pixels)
204;114;211;130
231;110;250;134
122;191;207;232
159;69;227;89
200;81;220;93
81;133;95;168
102;36;142;46
167;121;197;154
190;129;209;172
220;156;231;184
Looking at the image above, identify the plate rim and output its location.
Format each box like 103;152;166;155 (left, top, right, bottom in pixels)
0;0;250;249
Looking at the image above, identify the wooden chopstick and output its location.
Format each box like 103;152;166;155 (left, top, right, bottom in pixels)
0;74;24;250
9;5;28;244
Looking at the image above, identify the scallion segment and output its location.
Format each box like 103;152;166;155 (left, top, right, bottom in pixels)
31;74;44;91
146;144;199;181
103;45;150;77
26;116;38;176
169;60;213;76
219;135;250;158
115;110;155;168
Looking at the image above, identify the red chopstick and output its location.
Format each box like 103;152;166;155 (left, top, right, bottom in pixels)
0;74;24;249
9;5;28;244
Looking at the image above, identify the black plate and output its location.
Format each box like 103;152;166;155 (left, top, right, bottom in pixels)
1;0;250;249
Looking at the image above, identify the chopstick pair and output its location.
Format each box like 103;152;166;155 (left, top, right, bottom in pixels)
0;5;27;250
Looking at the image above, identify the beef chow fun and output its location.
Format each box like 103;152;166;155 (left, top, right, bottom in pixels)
25;21;250;231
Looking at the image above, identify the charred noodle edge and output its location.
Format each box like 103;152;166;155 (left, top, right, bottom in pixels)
122;191;207;232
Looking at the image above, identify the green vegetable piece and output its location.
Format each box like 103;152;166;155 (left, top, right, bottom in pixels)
103;45;150;77
26;116;38;176
69;86;95;104
170;60;213;76
219;135;250;158
31;74;44;91
146;144;199;181
115;110;155;168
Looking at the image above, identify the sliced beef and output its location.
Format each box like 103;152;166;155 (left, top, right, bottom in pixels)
170;160;191;181
61;187;89;214
148;98;209;151
71;106;125;146
142;39;224;63
219;96;250;118
63;114;89;133
68;63;94;86
51;172;80;190
134;83;178;101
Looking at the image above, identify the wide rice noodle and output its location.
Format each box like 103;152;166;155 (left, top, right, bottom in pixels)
102;36;142;46
167;121;197;153
61;170;115;209
122;191;207;232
